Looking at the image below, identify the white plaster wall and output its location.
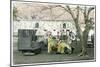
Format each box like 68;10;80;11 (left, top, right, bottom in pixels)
13;20;76;36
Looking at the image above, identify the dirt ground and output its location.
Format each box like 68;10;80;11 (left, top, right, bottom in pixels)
12;37;95;65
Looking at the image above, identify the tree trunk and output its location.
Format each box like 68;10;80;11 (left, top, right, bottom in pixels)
78;29;89;56
59;6;94;56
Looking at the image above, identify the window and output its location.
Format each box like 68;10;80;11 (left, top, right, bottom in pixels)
63;23;66;28
35;23;39;28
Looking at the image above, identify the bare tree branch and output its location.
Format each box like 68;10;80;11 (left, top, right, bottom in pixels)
66;6;76;19
87;7;95;25
76;6;79;20
40;5;60;13
78;7;84;13
57;5;70;13
53;11;66;20
87;7;95;17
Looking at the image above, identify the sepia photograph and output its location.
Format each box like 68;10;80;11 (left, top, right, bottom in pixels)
11;1;96;66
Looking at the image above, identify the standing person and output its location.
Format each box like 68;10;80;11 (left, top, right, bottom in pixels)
91;34;94;46
47;34;52;53
48;33;57;53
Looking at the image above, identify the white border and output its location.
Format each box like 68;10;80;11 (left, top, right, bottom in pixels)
11;1;96;66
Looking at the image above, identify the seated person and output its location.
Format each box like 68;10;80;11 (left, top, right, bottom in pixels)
57;40;72;54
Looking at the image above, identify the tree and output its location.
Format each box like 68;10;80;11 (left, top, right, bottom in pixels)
58;5;95;56
13;6;18;20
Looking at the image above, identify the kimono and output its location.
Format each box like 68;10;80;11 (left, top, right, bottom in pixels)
57;41;72;54
48;36;57;53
